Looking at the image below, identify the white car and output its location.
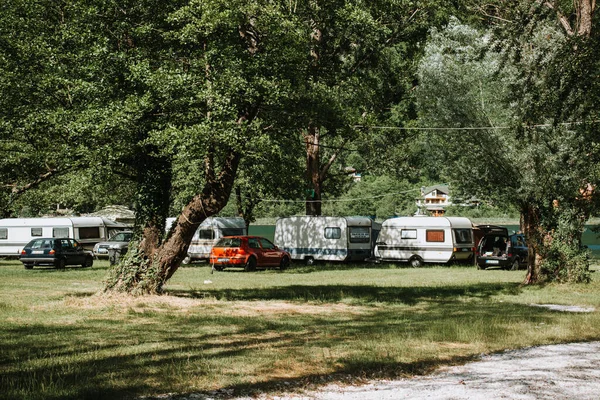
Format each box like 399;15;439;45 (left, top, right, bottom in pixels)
93;231;133;263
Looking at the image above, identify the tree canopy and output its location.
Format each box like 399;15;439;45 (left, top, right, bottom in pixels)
1;0;599;291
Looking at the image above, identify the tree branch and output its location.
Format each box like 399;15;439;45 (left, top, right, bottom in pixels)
542;1;575;36
320;139;346;182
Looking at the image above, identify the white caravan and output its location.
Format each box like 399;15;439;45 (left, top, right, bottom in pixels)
0;217;131;257
166;217;247;263
374;216;474;267
274;216;381;265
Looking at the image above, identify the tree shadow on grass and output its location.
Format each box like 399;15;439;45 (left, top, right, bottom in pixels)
0;279;541;400
169;281;523;306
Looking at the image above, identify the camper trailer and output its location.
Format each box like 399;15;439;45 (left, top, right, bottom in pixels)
0;217;131;257
166;217;247;263
374;216;474;267
273;216;381;265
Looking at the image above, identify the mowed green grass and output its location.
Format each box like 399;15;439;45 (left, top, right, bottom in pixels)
1;260;600;400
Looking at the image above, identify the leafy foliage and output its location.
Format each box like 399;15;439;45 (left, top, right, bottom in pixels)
415;13;599;283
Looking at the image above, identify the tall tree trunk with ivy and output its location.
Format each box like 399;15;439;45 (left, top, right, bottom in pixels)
304;124;323;216
105;148;241;294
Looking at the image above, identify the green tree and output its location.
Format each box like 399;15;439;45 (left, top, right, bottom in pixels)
233;135;305;229
283;1;468;215
331;175;419;218
416;13;599;284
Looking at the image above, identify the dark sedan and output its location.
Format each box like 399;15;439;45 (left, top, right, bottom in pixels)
20;238;94;269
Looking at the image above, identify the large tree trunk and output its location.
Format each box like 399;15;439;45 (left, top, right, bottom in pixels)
235;186;256;231
134;148;172;259
105;148;241;294
153;149;241;285
304;124;322;216
521;203;544;284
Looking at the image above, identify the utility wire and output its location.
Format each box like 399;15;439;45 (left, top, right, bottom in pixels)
258;187;421;203
353;120;600;131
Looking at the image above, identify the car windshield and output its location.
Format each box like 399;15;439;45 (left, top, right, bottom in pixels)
109;232;133;242
215;237;241;248
28;239;53;249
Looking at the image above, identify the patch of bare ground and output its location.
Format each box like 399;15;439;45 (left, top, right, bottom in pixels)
59;292;369;317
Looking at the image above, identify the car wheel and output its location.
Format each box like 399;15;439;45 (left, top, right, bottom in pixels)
477;263;486;270
280;256;290;270
82;256;93;268
55;258;66;269
244;257;257;272
409;256;423;268
182;255;191;265
510;258;520;271
23;264;33;270
305;257;315;266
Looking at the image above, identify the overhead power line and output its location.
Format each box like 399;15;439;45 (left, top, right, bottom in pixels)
353;120;600;131
259;187;421;203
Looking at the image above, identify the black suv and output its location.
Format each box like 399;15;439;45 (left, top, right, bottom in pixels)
476;227;528;271
20;238;94;269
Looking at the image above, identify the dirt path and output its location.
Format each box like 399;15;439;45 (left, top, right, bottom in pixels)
153;341;600;400
258;341;600;400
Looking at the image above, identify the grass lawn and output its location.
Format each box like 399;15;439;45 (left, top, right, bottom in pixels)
1;259;600;400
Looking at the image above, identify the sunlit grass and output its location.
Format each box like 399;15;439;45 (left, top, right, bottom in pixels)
1;259;600;399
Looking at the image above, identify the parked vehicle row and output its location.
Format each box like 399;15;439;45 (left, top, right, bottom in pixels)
0;217;130;257
3;215;528;271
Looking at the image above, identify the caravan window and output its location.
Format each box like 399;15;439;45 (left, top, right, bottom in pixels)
426;230;445;242
349;227;370;243
53;228;69;238
222;228;245;236
453;229;472;244
31;228;42;237
324;227;341;239
0;228;7;240
79;227;100;239
401;229;417;239
198;229;215;240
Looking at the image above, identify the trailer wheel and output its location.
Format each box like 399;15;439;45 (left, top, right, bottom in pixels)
408;256;423;268
305;257;315;266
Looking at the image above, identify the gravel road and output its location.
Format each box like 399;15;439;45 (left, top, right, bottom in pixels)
250;341;600;400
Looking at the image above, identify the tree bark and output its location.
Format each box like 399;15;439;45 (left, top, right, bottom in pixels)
235;186;255;231
304;124;322;215
153;149;241;286
521;203;543;284
576;0;595;37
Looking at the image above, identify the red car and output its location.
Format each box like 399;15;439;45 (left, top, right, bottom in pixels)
209;236;291;271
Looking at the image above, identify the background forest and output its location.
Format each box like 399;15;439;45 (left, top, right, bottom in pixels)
1;0;599;291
